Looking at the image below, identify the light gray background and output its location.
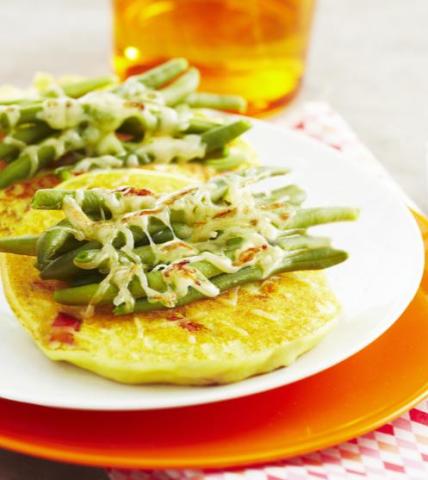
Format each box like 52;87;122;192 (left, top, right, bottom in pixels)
0;0;426;478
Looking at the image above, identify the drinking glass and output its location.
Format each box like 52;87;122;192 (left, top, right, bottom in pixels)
113;0;315;114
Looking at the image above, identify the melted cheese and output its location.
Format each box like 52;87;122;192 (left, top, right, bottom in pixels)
59;171;293;311
22;129;85;179
71;155;124;173
135;135;205;164
37;98;84;129
11;84;214;172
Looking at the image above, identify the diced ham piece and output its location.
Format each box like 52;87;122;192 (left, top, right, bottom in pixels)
180;320;204;332
50;312;82;345
165;312;204;332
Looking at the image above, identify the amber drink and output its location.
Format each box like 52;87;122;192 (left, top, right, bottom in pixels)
113;0;315;114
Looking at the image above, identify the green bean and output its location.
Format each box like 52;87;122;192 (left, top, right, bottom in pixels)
204;153;246;171
201;120;252;153
74;244;155;271
32;188;116;212
57;143;159;174
209;167;288;197
285;207;360;229
36;220;82;269
0;235;39;256
54;166;74;181
277;235;331;251
160;68;200;106
32;168;280;214
0;143;57;189
185;92;247;113
45;216;278;283
0;98;31;106
40;240;101;280
0;103;42;130
33;169;289;222
54;246;347;308
256;185;307;206
32;188;196;215
111;222;192;246
202;166;287;204
50;231;307;289
32;189;186;228
69;272;105;287
203;146;229;159
73;239;243;276
62;75;116;98
15;104;42;124
0;142;25;163
150;223;192;242
114;247;348;314
39;223;193;281
133;58;189;89
184;117;222;134
228;166;288;181
0;123;54;162
74;249;109;268
0;219;192;266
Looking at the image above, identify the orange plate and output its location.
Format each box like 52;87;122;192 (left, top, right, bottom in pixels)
0;213;427;470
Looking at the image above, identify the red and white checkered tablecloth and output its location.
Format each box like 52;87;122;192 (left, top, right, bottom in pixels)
108;103;428;480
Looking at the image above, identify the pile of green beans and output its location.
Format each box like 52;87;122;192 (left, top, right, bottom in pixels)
0;58;251;189
0;167;358;315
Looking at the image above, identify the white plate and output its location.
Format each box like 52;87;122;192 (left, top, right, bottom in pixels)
0;120;424;410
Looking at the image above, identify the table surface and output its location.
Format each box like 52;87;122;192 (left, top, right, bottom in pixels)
0;0;427;477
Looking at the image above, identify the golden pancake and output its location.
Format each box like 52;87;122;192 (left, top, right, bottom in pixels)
0;174;59;236
0;169;340;385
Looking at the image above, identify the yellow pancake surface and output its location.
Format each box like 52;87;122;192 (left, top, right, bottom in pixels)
0;174;59;236
1;169;340;385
